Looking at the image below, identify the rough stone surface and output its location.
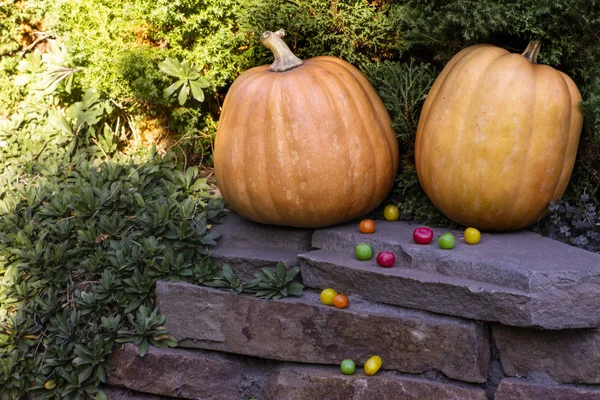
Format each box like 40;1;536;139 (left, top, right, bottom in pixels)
300;249;533;327
212;212;313;251
107;343;268;399
156;281;490;383
310;220;600;329
211;246;301;282
262;365;488;400
493;324;600;384
494;378;600;399
103;385;176;400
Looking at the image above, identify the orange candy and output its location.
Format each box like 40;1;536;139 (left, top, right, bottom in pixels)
333;294;349;309
359;219;375;234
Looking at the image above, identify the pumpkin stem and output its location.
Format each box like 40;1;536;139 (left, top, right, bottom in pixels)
260;30;304;72
521;40;542;64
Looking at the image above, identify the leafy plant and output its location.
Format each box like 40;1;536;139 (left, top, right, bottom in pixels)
206;264;246;294
364;60;436;147
541;192;600;252
116;306;177;357
159;58;209;106
246;263;304;300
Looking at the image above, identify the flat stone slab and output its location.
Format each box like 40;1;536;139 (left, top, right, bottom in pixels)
494;378;600;400
211;246;300;282
212;212;313;251
493;324;600;384
156;281;490;383
310;220;600;329
108;343;267;399
300;249;533;327
263;365;488;400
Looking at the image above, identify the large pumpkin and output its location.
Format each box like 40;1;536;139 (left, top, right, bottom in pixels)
415;41;583;231
214;30;399;228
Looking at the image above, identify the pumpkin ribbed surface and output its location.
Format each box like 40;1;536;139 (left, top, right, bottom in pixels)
415;43;583;231
214;55;399;228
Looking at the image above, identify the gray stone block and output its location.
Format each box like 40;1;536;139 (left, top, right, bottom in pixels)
299;249;533;327
156;281;490;383
107;343;267;399
263;365;488;400
493;324;600;384
494;378;600;399
309;220;600;329
212;212;313;251
211;246;300;282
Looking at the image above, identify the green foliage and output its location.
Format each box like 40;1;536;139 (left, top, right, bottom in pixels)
581;78;600;144
115;46;170;106
542;192;600;252
247;263;304;300
237;0;404;70
0;0;49;57
364;60;435;148
207;263;305;300
0;146;226;397
0;46;301;398
159;58;210;106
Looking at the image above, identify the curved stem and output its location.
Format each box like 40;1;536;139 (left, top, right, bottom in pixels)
260;30;304;72
521;40;542;64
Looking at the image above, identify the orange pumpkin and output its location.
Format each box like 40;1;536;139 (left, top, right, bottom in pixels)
214;30;399;228
415;41;583;231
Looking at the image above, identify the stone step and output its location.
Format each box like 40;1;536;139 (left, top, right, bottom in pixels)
263;365;488;400
494;378;600;400
103;385;176;400
299;249;533;327
107;343;269;399
156;280;489;383
108;344;489;400
493;324;600;384
211;246;301;282
309;220;600;329
211;212;313;251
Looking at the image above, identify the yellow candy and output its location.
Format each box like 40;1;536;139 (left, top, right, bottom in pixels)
364;355;382;376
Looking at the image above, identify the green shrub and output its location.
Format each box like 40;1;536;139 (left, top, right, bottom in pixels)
3;0;600;245
542;193;600;252
237;0;404;70
0;51;302;398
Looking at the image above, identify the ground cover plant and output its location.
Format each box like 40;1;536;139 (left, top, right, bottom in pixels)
0;3;303;397
1;0;600;397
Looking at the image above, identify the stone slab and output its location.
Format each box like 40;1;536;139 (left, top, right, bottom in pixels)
263;365;488;400
211;246;300;282
494;378;600;400
156;280;490;383
493;324;600;384
299;249;533;327
311;220;600;329
212;212;313;251
102;385;176;400
107;343;267;399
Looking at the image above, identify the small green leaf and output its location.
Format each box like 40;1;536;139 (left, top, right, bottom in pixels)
138;340;149;357
78;365;94;384
285;266;301;282
276;262;286;281
158;58;184;78
189;79;206;102
262;267;277;283
287;282;304;296
164;80;184;98
134;192;145;207
178;84;190;106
